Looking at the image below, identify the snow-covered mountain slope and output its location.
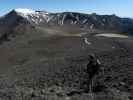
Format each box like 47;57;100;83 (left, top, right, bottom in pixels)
14;8;35;15
13;8;49;24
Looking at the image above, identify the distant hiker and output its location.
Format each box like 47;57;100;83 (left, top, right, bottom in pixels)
86;54;102;93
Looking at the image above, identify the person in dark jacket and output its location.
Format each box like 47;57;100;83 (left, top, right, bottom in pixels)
86;54;102;93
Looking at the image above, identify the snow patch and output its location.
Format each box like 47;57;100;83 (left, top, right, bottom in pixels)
15;8;35;15
95;33;128;38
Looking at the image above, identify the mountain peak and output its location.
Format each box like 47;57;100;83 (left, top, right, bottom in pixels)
8;8;50;24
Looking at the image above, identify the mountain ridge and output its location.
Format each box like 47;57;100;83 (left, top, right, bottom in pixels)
0;8;133;39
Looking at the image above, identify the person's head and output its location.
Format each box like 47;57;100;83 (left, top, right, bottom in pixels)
88;54;95;60
88;54;98;65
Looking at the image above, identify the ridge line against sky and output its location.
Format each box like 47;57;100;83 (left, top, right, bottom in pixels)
0;0;133;18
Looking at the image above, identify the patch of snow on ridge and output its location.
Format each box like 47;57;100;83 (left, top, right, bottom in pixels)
95;33;128;38
15;8;35;15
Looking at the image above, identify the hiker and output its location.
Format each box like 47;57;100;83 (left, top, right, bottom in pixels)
86;54;102;93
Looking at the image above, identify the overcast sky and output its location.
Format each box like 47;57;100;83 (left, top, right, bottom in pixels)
0;0;133;17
